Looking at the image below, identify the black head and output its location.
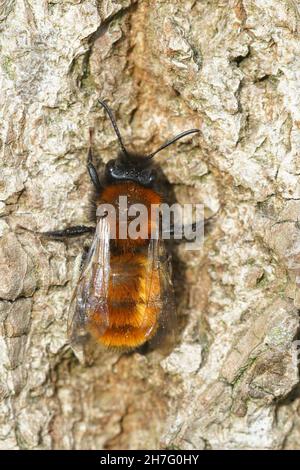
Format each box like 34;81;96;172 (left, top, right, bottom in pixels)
105;153;155;187
98;99;200;188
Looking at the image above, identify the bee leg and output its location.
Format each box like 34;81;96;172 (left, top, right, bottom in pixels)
165;218;215;242
80;245;90;269
39;225;95;240
87;155;102;191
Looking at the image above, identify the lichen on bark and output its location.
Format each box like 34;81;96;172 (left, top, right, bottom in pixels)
0;0;300;450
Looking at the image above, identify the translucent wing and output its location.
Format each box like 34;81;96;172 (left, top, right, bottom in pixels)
67;216;110;347
142;231;177;349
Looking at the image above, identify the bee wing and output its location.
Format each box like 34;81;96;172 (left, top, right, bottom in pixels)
143;233;177;348
67;216;110;346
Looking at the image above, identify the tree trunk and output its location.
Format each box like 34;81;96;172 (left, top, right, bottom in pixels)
1;0;300;450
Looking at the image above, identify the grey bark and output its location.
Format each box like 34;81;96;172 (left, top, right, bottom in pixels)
0;0;300;449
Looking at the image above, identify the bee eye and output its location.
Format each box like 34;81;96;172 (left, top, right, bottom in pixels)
139;169;155;186
106;161;114;172
149;170;155;182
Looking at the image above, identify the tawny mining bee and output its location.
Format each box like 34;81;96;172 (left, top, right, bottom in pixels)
40;100;200;350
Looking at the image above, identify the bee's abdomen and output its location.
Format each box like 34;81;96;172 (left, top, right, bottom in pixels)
88;252;161;348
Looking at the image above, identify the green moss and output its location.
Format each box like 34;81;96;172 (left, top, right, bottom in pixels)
256;272;268;287
2;56;15;80
165;444;182;450
68;130;77;138
81;73;96;92
267;326;289;347
231;355;258;386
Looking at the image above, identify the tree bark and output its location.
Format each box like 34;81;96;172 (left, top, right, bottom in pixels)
1;0;300;450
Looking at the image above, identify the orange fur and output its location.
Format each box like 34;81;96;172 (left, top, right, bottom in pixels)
99;182;162;208
98;182;162;250
97;324;159;349
87;206;163;348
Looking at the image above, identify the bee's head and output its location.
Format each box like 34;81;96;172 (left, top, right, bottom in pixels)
105;153;156;187
98;99;200;187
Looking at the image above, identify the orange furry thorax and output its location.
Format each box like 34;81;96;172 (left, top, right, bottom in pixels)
97;181;162;250
99;181;162;213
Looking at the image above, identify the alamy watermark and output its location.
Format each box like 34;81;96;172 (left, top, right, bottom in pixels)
96;196;205;250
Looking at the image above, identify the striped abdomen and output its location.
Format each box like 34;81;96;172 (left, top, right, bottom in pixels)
88;251;162;348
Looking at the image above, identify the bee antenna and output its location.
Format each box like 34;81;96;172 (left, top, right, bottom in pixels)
98;99;129;157
145;129;200;160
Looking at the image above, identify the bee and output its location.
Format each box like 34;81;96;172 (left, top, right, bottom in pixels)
42;100;200;350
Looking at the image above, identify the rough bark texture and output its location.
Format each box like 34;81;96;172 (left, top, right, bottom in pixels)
1;0;300;450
